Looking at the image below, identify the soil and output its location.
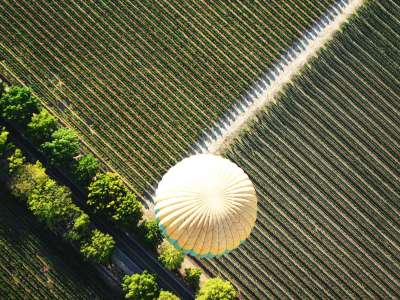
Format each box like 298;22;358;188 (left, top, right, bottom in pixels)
190;0;366;155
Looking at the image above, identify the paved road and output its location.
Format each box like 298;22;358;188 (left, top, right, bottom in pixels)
1;120;194;300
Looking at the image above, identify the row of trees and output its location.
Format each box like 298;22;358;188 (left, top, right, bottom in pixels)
0;85;128;264
0;83;236;299
122;271;235;300
0;128;115;264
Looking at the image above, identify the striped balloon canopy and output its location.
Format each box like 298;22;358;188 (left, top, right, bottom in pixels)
155;154;257;258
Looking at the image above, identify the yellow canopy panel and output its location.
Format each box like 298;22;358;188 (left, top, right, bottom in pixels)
155;154;257;258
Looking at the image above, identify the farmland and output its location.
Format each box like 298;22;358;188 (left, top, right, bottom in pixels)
0;0;333;196
191;0;400;299
0;183;122;300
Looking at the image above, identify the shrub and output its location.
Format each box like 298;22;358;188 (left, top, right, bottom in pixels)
81;229;116;264
158;242;184;271
158;290;180;300
122;270;159;300
135;220;164;250
196;278;235;300
185;268;202;287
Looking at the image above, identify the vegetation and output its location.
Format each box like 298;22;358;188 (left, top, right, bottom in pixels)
39;127;80;168
6;145;115;265
0;86;41;127
158;242;184;271
27;108;58;144
191;1;400;299
135;220;164;250
69;153;99;186
7;148;25;175
0;126;14;158
0;0;334;195
80;229;116;264
63;209;91;243
196;278;235;300
27;179;75;229
112;192;143;231
9;160;49;200
158;290;180;300
0;183;122;300
185;268;202;287
0;81;6;98
122;270;159;300
88;172;143;230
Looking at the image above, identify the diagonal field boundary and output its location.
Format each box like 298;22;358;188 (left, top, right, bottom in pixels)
191;0;365;156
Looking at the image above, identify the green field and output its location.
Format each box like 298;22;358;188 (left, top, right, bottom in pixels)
192;0;400;298
0;183;123;300
0;0;333;195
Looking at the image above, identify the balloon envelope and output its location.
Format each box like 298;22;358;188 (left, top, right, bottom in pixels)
155;154;257;258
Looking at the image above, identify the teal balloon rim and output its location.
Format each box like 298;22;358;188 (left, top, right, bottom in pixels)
157;216;253;258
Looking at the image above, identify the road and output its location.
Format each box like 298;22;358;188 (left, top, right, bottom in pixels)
1;120;194;300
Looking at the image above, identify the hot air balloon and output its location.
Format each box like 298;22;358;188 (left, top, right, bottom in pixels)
155;154;257;258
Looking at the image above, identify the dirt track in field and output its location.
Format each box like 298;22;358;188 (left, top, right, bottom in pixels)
192;0;366;155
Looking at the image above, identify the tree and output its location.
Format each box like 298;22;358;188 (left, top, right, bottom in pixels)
69;153;99;186
158;242;184;271
0;127;14;158
185;268;202;287
81;229;115;264
28;179;75;229
113;192;143;231
0;127;14;174
0;82;7;99
135;220;164;250
27;109;58;144
64;208;91;243
39;127;79;168
122;270;159;300
196;278;235;300
158;290;180;300
8;149;25;175
0;86;41;127
87;172;128;214
9;160;49;200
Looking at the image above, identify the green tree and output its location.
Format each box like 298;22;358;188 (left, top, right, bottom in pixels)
8;148;25;175
158;290;180;300
135;220;164;250
0;127;14;158
87;172;127;214
158;242;184;271
81;229;115;264
69;153;99;186
196;278;235;300
64;208;91;243
0;127;14;174
9;161;49;200
113;192;143;231
0;86;41;127
122;270;159;300
39;127;79;168
0;82;7;99
27;109;58;144
87;172;143;231
28;179;75;229
185;268;202;287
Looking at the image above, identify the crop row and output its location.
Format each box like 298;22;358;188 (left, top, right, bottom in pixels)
194;1;400;299
0;0;333;195
0;187;121;300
